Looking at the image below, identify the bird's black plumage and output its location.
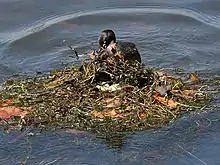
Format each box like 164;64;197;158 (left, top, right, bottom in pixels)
98;29;142;63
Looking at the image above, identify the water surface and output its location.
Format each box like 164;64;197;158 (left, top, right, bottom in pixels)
1;0;220;164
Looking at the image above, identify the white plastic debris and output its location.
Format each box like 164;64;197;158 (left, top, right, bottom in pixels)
96;83;121;92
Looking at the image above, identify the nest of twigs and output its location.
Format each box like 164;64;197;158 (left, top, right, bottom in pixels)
0;51;210;132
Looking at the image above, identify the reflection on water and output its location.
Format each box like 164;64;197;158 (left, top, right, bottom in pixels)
1;109;220;165
1;5;220;76
1;0;220;164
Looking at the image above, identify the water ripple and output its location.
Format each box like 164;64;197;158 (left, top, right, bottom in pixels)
2;6;220;45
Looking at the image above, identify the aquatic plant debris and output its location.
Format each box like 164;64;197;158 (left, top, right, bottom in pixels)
0;50;212;132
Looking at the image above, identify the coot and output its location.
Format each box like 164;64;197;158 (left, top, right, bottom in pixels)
98;29;141;63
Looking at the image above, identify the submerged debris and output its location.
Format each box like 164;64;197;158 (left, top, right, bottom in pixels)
0;50;211;132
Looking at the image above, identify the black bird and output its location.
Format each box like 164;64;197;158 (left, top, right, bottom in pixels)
98;29;142;63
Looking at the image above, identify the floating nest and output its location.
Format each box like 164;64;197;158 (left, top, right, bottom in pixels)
0;50;211;133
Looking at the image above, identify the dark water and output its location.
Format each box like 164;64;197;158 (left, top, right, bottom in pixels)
1;0;220;164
